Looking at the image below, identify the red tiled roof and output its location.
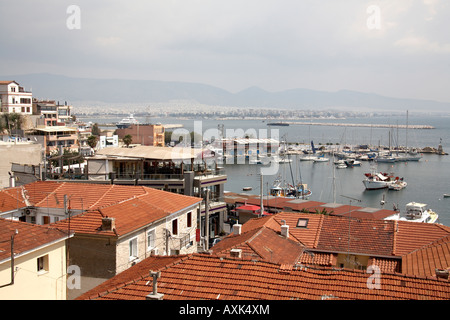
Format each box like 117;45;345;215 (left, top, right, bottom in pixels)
78;253;450;300
402;234;450;278
238;212;450;259
0;218;70;262
316;215;395;256
52;185;202;237
227;193;397;219
0;188;26;213
394;221;450;256
211;226;304;265
75;255;184;300
299;252;336;266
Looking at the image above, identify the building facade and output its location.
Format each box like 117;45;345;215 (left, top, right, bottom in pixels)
0;81;33;114
0;219;71;300
115;124;165;146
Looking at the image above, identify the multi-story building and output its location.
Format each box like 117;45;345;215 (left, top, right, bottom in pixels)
0;181;202;299
0;219;72;300
32;99;73;126
0;81;33;114
115;123;165;146
27;126;79;156
82;145;227;247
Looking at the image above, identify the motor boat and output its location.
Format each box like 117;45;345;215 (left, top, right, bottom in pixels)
385;202;439;223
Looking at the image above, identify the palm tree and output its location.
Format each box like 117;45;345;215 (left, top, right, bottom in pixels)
123;134;132;148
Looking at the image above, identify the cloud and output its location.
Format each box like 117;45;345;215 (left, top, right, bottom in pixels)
395;36;450;54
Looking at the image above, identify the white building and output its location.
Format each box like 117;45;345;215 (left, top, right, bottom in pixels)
0;81;33;114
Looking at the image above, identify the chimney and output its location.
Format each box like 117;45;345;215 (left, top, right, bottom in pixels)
281;224;289;238
435;269;449;280
101;217;115;231
233;224;242;235
146;271;164;300
230;248;242;258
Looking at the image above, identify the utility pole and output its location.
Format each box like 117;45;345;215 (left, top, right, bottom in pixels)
260;172;264;217
204;189;210;250
341;195;361;269
0;230;18;288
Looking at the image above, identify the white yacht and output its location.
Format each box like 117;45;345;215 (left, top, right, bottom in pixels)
386;202;439;223
116;114;139;129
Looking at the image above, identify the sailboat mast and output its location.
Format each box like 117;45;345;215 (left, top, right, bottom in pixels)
406;110;409;153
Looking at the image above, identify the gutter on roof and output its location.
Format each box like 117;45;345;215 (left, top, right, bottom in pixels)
306;248;401;260
0;232;73;265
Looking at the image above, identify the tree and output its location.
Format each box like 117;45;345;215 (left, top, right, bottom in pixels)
91;123;101;136
87;135;98;149
123;134;132;148
0;113;23;134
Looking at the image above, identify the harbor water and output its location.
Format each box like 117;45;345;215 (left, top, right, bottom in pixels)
82;114;450;226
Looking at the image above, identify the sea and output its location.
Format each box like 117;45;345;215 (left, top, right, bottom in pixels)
80;113;450;226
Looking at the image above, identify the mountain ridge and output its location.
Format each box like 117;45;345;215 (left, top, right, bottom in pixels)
2;73;449;112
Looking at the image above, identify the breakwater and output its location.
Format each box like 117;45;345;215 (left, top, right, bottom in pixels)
282;122;435;129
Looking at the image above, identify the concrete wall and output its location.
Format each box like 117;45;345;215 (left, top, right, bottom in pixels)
0;142;42;188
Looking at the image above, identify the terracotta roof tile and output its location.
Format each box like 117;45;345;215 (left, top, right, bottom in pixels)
211;227;304;265
51;184;201;237
0;218;70;262
238;212;450;259
78;253;450;300
402;234;450;278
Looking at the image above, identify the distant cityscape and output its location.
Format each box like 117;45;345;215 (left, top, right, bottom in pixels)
73;101;413;120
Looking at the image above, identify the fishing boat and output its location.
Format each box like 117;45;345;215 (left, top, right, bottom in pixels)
116;114;139;129
269;176;312;199
362;170;404;190
443;194;450;198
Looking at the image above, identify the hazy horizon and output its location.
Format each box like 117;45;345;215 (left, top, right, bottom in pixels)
1;1;450;103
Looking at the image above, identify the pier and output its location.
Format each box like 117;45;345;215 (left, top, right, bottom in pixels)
281;122;435;129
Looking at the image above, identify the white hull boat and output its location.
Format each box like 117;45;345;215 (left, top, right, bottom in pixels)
363;171;405;190
386;202;439;223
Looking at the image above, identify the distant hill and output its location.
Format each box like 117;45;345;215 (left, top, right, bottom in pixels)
2;73;449;112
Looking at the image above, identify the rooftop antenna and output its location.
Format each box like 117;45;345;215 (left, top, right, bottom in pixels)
340;195;361;269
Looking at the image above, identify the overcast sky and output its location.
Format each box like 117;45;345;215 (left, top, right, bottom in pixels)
1;0;449;102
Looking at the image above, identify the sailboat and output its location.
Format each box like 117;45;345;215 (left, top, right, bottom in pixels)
395;111;422;162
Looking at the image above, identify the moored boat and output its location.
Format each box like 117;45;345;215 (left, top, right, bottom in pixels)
388;202;439;223
388;179;407;191
116;114;139;129
363;170;404;190
270;178;312;198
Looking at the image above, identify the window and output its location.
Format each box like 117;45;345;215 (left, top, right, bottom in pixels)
147;229;156;250
42;216;50;225
187;211;192;228
37;255;49;273
172;219;178;236
296;218;309;228
129;238;138;260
